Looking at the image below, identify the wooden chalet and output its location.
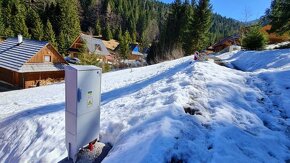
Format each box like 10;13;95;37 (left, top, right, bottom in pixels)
0;35;67;89
129;44;143;61
212;34;241;52
68;34;115;63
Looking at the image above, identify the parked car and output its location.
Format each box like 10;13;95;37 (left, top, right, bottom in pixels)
65;57;80;64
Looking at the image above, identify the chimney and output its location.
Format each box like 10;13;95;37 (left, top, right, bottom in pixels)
17;34;23;45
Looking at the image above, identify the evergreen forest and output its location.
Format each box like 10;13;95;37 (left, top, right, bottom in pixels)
0;0;251;62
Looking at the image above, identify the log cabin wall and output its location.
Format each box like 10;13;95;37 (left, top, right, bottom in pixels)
0;67;19;86
129;54;141;61
27;45;66;64
0;69;64;89
19;71;65;88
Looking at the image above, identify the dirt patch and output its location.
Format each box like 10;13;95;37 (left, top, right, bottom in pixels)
184;106;202;116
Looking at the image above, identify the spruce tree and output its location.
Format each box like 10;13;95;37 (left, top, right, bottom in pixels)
162;0;183;51
131;30;137;43
95;19;101;36
120;30;130;59
4;27;14;36
181;0;194;54
13;14;30;38
2;0;13;36
0;3;5;36
26;9;44;40
46;3;62;36
58;31;67;55
103;24;112;40
58;0;81;53
11;2;30;38
44;20;58;48
242;26;268;50
191;0;212;51
269;0;290;34
116;26;122;41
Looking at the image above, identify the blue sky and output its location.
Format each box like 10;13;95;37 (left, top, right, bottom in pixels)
160;0;272;21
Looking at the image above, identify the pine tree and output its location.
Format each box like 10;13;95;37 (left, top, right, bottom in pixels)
242;26;268;50
95;19;101;36
44;20;58;48
58;0;81;53
26;9;44;40
1;0;14;36
120;30;130;59
45;3;62;36
116;26;122;41
11;2;30;38
103;23;112;40
4;27;14;36
13;14;30;38
181;0;194;54
131;30;137;43
269;0;290;34
162;0;183;51
191;0;212;51
58;31;67;55
0;3;5;36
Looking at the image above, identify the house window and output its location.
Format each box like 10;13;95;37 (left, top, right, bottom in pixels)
95;44;102;51
44;55;51;62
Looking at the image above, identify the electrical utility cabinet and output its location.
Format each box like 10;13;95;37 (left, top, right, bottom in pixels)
65;65;102;162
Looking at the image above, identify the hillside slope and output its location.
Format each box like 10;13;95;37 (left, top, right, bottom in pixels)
0;50;290;162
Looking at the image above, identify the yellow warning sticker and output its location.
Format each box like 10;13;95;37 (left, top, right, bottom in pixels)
87;91;93;108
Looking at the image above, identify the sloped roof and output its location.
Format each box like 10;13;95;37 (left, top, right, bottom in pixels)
130;43;139;51
102;39;120;51
80;34;110;56
130;44;143;56
19;63;66;73
212;34;240;48
132;51;143;56
0;38;48;72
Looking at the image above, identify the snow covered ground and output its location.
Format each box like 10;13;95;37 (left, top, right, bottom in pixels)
0;49;290;162
266;41;290;50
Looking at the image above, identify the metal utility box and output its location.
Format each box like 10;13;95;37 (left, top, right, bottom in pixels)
65;65;102;162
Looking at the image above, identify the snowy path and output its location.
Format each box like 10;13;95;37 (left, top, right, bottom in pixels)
0;50;290;162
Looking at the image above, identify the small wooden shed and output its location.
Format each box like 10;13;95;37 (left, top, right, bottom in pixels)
212;34;241;52
129;44;143;61
0;37;67;89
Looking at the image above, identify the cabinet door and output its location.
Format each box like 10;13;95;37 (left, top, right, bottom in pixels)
77;70;101;116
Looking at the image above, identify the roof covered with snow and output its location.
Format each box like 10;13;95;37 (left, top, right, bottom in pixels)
0;38;48;72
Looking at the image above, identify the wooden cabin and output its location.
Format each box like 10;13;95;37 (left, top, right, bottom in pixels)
0;36;67;89
212;34;241;52
129;44;143;61
68;34;113;63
